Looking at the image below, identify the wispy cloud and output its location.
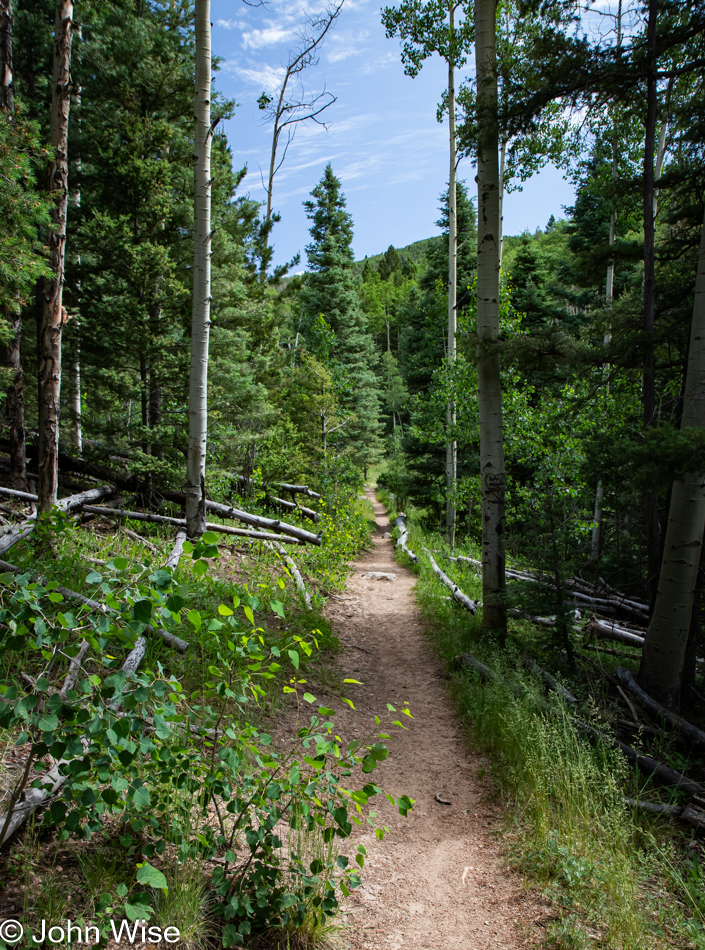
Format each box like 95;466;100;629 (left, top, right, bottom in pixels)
241;26;297;50
224;62;288;94
326;28;370;62
216;18;246;31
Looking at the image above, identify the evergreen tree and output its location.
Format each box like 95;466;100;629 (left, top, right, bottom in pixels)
300;164;382;476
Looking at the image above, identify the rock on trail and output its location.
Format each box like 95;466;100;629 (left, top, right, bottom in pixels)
323;489;540;950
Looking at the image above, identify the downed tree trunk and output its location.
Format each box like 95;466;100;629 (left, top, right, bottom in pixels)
0;485;114;556
0;486;40;503
159;490;321;545
269;494;320;523
81;505;303;545
394;514;418;564
614;667;705;751
423;548;478;613
623;798;684;818
278;483;321;500
122;526;158;554
164;529;187;570
0;635;146;848
264;541;312;610
0;558;189;653
521;656;578;704
587;619;645;648
453;651;704;795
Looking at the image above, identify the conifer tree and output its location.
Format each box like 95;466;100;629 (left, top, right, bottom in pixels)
300;165;382;476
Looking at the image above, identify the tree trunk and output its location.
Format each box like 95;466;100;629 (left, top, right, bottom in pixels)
38;0;73;516
639;207;705;708
1;0;13;114
185;0;212;538
7;314;27;491
475;0;506;634
498;137;506;270
445;1;457;550
2;2;26;491
643;0;659;605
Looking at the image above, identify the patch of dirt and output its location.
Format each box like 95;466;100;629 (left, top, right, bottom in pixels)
320;490;543;949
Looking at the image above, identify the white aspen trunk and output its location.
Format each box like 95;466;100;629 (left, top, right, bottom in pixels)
652;76;671;220
639;208;705;707
445;0;458;550
185;0;212;538
498;138;506;270
72;350;82;454
38;0;73;516
591;132;619;561
475;0;506;633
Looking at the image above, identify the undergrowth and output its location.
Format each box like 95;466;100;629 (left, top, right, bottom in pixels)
0;488;402;949
386;492;705;950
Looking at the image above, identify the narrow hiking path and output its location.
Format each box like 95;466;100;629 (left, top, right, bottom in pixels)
322;489;543;950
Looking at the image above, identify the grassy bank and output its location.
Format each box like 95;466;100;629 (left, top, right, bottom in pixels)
381;491;705;950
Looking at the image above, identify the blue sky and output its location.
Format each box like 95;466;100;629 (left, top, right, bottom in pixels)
211;0;577;270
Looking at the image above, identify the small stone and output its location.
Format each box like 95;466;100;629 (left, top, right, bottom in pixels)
383;531;391;538
361;571;397;581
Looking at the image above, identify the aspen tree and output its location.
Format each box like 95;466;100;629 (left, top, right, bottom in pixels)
475;0;506;633
186;0;212;537
38;0;73;515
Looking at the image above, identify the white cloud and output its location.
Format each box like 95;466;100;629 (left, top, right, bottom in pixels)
224;62;288;94
326;29;370;63
216;18;246;31
242;26;297;49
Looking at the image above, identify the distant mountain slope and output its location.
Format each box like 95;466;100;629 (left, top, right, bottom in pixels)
354;235;443;273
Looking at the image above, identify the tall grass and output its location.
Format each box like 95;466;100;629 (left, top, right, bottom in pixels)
388;500;705;950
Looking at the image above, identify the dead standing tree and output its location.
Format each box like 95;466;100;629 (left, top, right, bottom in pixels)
256;1;344;282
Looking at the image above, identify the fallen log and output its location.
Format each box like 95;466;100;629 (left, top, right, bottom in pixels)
269;494;320;523
521;656;578;704
264;541;312;610
278;483;322;500
122;526;159;554
587;619;645;648
158;491;321;545
453;651;704;795
0;485;115;556
393;514;418;564
623;798;685;818
0;635;147;848
164;530;187;570
0;559;189;653
0;486;40;503
614;667;705;751
81;505;304;545
423;549;478;613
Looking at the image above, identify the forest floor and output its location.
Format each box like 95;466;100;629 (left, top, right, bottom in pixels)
312;490;546;950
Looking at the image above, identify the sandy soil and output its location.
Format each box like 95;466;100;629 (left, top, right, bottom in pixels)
318;490;542;950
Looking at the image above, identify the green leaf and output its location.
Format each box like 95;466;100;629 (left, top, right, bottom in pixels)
182;540;195;554
243;605;254;625
187;609;202;630
125;901;154;921
303;692;316;704
270;600;285;619
288;650;300;670
136;862;168;892
202;530;219;543
192;559;208;576
113;557;129;572
132;786;150;809
133;599;152;624
343;678;363;684
218;604;233;616
38;713;59;732
47;592;64;603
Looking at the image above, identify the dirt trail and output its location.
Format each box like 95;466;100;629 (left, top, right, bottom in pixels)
321;490;539;950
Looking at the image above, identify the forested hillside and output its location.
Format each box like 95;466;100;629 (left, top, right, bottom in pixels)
1;0;705;946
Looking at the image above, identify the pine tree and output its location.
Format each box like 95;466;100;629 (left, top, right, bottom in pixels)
300;165;382;476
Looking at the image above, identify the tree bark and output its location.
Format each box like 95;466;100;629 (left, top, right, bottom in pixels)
475;0;506;634
2;1;26;491
38;0;73;516
643;0;660;605
0;0;12;114
639;207;705;708
185;0;212;538
445;1;457;550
